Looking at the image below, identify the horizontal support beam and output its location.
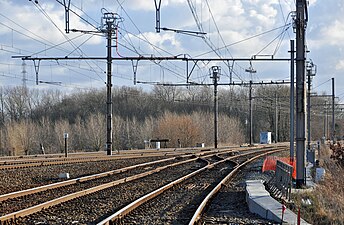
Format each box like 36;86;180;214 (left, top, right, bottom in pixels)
159;81;290;86
13;55;291;62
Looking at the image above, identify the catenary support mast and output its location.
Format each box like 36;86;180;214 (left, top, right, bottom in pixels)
295;0;307;187
211;66;220;149
249;80;253;146
290;40;295;162
104;13;116;155
332;78;335;142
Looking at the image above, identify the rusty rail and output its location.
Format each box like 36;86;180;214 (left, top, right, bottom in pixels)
0;153;177;170
0;145;286;223
0;156;183;202
0;146;248;201
0;147;221;170
0;156;205;222
96;147;286;225
0;144;282;169
188;148;285;224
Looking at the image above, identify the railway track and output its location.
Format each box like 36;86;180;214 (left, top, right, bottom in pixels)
0;146;286;224
199;157;275;224
0;144;275;170
98;148;284;225
0;154;211;216
0;147;244;221
0;156;170;195
0;145;274;195
0;147;225;170
0;151;189;170
1;157;209;224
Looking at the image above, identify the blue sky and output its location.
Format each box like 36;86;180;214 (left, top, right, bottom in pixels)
0;0;343;102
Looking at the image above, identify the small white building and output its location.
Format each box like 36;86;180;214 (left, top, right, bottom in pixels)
260;132;272;144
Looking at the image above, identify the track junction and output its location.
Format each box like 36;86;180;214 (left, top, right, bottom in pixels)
0;144;287;225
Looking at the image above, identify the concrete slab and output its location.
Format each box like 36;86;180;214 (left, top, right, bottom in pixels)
305;163;316;188
246;180;311;225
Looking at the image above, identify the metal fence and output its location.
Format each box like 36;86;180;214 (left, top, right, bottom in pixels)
266;160;293;201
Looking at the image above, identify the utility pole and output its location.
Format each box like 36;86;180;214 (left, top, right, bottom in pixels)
307;66;311;152
307;62;316;152
103;13;116;156
332;77;335;143
325;101;329;139
327;104;330;139
290;40;295;162
249;80;253;146
295;0;307;188
275;91;278;143
211;66;220;149
21;61;27;88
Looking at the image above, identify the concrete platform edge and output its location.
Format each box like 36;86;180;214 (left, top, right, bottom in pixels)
245;180;311;225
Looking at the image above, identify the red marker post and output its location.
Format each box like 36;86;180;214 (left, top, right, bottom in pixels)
281;204;286;224
297;208;301;225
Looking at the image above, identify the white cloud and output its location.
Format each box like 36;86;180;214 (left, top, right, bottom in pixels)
1;0;343;96
1;1;102;52
114;0;185;12
125;32;182;55
322;20;344;46
336;59;344;71
125;0;155;11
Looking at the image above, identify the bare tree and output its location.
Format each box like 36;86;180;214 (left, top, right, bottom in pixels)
84;112;105;151
4;86;29;122
0;87;5;125
6;120;35;155
35;117;55;154
153;85;181;102
154;111;202;148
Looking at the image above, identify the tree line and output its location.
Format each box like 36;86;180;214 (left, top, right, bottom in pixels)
0;84;340;155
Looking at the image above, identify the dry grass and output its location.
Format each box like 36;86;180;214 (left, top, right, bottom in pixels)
292;145;344;225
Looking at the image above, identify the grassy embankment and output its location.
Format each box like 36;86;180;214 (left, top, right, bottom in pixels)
292;145;344;225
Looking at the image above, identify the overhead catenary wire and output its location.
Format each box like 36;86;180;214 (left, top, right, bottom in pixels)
194;24;292;58
277;0;293;41
117;28;208;84
114;1;230;85
312;78;331;91
0;45;32;55
187;0;239;81
66;34;97;57
1;1;323;95
203;0;240;82
204;0;233;59
0;21;59;52
255;24;291;56
114;1;193;83
55;0;100;31
30;1;106;83
28;1;195;86
189;1;293;83
273;12;293;55
0;12;109;84
0;13;83;56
